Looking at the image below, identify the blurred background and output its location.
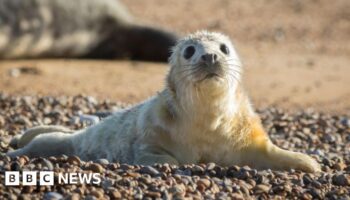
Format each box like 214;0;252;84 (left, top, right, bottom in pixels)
0;0;349;113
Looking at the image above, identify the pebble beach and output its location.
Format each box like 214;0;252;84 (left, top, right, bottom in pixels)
0;94;349;199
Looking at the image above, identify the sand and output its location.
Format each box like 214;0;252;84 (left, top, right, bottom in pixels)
0;0;349;113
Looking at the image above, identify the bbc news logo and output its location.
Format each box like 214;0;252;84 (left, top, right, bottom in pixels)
5;171;101;186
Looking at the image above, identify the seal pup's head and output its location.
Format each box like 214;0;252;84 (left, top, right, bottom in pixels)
167;31;242;102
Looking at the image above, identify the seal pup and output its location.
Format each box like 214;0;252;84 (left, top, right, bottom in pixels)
0;0;177;62
8;31;320;172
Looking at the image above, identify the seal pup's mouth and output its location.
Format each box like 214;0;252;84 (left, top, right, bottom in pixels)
200;72;222;81
194;73;226;85
195;64;225;82
205;73;219;79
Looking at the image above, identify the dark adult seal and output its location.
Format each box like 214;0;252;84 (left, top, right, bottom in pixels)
0;0;177;62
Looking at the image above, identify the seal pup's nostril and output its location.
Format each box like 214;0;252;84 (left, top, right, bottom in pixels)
201;53;218;65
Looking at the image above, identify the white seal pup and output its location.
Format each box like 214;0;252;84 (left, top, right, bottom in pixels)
8;31;320;172
0;0;177;61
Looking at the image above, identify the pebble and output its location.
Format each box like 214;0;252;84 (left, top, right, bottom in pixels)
0;115;5;126
192;165;204;175
332;174;350;186
86;163;105;173
18;194;31;200
206;162;216;170
90;190;104;199
67;156;81;166
139;166;160;176
67;194;80;200
41;158;54;170
253;184;271;194
84;195;97;200
94;158;109;165
146;191;161;198
43;192;63;200
109;189;121;199
197;178;211;188
101;179;114;190
169;184;186;195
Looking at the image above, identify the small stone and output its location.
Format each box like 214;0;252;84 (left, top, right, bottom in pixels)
231;193;244;200
211;183;220;193
56;154;68;162
340;118;350;127
192;165;204;175
238;180;251;195
196;183;206;192
73;187;85;195
159;163;171;173
120;164;133;170
169;184;186;195
12;187;22;195
18;194;31;200
138;176;152;185
18;156;29;165
139;166;159;176
133;193;142;199
309;188;323;199
303;174;314;185
84;195;97;200
0;115;5;127
86;96;98;105
333;162;346;171
10;161;22;171
86;163;104;173
109;189;122;199
146;191;161;198
94;158;109;165
91;190;104;199
302;127;311;134
324;134;336;143
67;156;81;165
301;193;313;200
197;178;211;188
43;192;63;200
41;158;54;171
253;184;270;194
332;174;349;186
67;194;80;200
206;163;216;170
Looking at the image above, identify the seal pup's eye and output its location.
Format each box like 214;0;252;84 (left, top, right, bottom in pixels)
220;44;229;55
184;46;195;59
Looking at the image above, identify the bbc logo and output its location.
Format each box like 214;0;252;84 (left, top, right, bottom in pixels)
5;171;101;185
5;171;54;186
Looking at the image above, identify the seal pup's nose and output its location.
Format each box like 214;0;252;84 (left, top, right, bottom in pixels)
201;53;218;65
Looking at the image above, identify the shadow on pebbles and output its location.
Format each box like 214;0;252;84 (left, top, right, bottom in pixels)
0;93;349;200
